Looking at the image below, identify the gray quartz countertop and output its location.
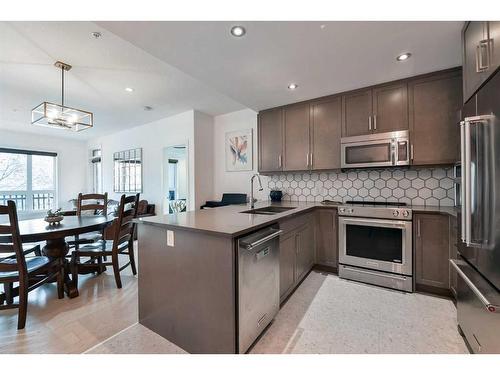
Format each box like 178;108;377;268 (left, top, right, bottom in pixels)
137;200;456;237
137;201;327;237
410;205;457;217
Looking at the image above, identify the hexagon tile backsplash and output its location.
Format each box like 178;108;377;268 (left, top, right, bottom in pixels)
266;167;455;206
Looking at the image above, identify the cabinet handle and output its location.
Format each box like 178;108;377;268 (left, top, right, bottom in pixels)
373;114;377;130
278;155;282;169
476;40;490;72
417;219;421;237
310;153;313;168
368;116;372;131
410;144;414;161
306;153;309;168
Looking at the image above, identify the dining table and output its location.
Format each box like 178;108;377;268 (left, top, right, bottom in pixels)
13;215;115;298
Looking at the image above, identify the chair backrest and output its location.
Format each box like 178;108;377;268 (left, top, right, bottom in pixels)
113;194;140;250
136;200;148;216
77;193;108;216
0;201;27;277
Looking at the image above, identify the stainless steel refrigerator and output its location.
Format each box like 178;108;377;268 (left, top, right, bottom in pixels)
451;70;500;353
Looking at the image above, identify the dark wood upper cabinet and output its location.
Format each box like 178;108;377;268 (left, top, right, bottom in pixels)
311;97;342;170
342;83;408;136
283;103;310;171
342;89;372;136
372;83;408;133
258;108;283;172
489;21;500;72
409;69;462;165
258;68;463;172
463;22;487;102
462;21;500;103
414;213;450;291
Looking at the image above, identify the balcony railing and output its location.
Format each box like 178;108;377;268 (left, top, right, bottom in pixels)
0;193;27;210
0;191;54;211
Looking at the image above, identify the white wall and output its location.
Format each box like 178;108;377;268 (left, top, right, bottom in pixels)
87;108;269;215
193;111;214;209
88;110;196;213
213;109;269;202
0;129;88;211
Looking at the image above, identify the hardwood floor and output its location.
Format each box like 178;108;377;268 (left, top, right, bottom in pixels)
0;254;138;354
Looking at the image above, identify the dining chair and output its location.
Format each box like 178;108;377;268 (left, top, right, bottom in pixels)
0;201;64;330
69;192;108;250
70;194;139;289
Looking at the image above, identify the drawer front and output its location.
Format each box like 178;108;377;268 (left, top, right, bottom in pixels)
279;212;313;236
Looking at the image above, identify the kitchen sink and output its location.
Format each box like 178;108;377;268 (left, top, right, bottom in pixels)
240;206;297;215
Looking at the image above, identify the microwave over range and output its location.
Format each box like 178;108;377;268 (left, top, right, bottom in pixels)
341;130;410;169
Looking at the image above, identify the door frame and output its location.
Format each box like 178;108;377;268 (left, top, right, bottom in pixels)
161;140;190;215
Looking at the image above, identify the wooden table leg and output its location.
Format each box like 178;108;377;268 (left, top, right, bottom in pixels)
42;238;79;298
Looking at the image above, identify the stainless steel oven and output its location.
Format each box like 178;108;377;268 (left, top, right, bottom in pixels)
341;130;410;169
338;203;413;292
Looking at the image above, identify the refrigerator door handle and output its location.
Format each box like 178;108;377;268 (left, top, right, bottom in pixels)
463;119;472;246
462;115;495;246
460;120;467;243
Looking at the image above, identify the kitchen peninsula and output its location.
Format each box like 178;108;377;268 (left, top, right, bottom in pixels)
136;200;456;354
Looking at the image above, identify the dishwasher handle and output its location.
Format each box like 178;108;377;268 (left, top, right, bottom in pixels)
242;230;283;250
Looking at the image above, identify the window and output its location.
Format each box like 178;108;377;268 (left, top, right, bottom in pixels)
91;149;102;194
113;148;142;193
0;148;56;211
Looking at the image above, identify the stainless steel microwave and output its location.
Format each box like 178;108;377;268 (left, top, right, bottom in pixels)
341;130;410;169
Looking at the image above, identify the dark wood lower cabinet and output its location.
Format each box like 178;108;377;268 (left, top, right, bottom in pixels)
449;216;458;299
414;213;451;294
279;213;315;302
315;209;338;271
296;222;315;281
279;232;296;300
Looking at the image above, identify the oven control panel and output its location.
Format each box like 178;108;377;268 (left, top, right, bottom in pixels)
338;206;412;220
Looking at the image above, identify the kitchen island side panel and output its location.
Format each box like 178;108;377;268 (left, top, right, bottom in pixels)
138;223;236;354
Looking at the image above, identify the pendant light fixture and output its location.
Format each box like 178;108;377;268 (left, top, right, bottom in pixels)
31;61;93;131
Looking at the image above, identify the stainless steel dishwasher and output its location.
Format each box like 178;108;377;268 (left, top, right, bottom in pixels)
238;225;282;353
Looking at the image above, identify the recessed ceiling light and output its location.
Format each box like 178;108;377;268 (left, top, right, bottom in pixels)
396;53;412;62
91;31;102;39
288;83;298;90
125;87;134;92
230;25;246;37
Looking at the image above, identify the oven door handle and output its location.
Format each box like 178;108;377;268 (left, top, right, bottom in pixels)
339;217;411;228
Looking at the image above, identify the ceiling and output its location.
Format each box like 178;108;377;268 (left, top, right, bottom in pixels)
98;21;463;110
1;21;463;141
0;22;244;140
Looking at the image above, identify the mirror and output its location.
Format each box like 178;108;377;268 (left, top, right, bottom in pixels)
163;145;188;214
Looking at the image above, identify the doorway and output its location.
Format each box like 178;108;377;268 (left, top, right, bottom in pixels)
163;144;188;214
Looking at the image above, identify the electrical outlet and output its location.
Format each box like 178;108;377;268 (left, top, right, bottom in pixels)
167;230;175;247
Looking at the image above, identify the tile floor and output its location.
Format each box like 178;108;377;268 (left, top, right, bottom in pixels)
85;271;468;354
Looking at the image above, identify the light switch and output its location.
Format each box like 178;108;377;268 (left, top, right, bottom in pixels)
167;230;175;247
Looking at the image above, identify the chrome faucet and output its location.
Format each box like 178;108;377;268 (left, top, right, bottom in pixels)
250;174;263;209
